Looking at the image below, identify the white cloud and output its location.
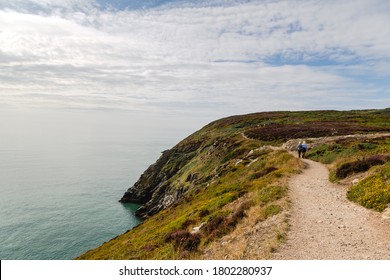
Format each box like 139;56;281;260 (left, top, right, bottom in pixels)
0;0;389;116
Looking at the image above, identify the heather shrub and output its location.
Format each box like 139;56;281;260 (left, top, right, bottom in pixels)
203;216;227;238
249;167;278;180
198;209;210;219
165;230;201;251
204;201;253;240
181;219;197;229
336;155;390;179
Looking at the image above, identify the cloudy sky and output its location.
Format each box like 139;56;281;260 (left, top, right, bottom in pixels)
1;0;389;117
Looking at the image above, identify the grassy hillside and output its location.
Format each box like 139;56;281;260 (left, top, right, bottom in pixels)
78;109;389;260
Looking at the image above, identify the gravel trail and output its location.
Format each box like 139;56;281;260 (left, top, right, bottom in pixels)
272;158;390;260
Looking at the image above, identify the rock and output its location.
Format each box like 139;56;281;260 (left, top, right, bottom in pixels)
247;158;258;166
191;222;206;233
382;207;390;220
119;149;174;204
119;140;202;218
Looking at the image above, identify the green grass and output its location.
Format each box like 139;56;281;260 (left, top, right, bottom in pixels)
306;144;347;164
259;204;282;221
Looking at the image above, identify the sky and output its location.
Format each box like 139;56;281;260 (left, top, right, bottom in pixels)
0;0;389;119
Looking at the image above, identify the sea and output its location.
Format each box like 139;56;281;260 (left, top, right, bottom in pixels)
0;108;208;260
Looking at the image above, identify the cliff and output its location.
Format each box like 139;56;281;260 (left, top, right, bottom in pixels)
119;141;202;217
78;108;390;260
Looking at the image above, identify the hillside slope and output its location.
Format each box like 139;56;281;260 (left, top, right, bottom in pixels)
78;109;390;260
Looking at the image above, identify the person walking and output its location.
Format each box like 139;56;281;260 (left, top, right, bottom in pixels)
301;141;308;158
297;141;303;158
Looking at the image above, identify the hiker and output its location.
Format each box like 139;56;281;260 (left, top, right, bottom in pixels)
297;141;303;158
301;141;308;158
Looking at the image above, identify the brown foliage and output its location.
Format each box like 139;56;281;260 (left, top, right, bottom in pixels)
245;121;387;142
250;167;278;180
336;154;390;179
198;209;210;218
165;230;201;251
203;200;253;240
181;219;197;229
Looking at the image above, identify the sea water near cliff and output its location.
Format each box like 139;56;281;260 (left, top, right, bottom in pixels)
0;109;205;260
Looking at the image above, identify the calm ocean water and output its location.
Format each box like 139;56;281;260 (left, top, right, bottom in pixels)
0;109;203;259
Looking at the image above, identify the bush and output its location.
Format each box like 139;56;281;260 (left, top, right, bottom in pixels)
245;121;387;142
165;230;201;251
307;144;344;164
203;216;227;237
347;167;390;212
336;155;390;179
357;142;377;150
203;201;252;240
249;167;278;180
181;219;197;229
198;209;210;219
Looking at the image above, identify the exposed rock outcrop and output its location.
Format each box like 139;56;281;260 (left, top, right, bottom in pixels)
119;140;202;218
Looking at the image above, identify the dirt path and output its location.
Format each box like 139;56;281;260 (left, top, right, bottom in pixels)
272;158;390;260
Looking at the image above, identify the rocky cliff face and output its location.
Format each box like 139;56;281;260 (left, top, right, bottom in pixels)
120;139;202;218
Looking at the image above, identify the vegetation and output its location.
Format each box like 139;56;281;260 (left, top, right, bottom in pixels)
78;108;390;260
335;155;390;179
347;163;390;211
